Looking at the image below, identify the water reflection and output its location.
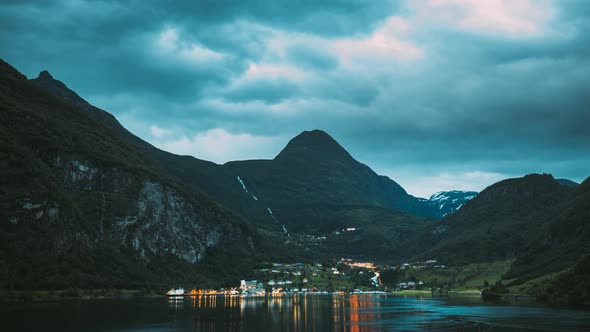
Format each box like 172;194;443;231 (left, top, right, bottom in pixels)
2;294;589;331
352;294;379;332
175;294;387;332
163;294;590;332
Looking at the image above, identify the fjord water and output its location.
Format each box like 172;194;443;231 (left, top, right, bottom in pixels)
1;295;589;331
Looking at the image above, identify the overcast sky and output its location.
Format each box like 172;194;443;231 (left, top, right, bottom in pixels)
2;0;589;197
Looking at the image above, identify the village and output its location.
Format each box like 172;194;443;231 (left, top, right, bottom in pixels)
166;258;446;297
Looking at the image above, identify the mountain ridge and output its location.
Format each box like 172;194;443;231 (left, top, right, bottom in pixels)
26;67;444;229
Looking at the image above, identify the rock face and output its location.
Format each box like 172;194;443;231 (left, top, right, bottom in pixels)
56;155;229;263
7;151;238;264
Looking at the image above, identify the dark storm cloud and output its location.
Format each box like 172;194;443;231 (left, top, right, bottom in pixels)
286;45;339;70
0;0;392;96
224;79;301;103
1;0;589;196
150;0;398;36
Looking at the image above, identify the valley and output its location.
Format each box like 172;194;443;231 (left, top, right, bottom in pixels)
0;58;589;307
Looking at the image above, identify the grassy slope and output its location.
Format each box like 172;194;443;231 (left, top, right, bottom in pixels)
409;174;590;300
510;254;590;306
419;174;572;264
410;261;513;291
417;175;590;277
319;206;435;262
506;176;590;282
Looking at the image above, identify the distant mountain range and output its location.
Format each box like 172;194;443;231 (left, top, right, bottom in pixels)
1;58;588;297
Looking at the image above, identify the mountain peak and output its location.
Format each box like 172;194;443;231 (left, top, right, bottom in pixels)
275;130;354;162
475;173;562;203
37;70;54;80
31;70;90;108
298;129;332;138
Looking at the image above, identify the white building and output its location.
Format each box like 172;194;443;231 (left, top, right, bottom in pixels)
240;280;258;291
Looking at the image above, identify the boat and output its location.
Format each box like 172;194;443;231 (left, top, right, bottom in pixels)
166;288;185;296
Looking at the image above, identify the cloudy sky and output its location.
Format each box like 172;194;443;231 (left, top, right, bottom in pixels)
2;0;589;197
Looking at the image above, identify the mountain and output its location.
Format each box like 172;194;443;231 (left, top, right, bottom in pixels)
426;190;478;217
29;66;262;237
16;61;455;263
2;59;442;290
506;175;590;281
27;67;444;233
556;178;579;187
148;128;446;235
418;173;590;282
0;59;286;290
316;206;436;262
220;130;442;232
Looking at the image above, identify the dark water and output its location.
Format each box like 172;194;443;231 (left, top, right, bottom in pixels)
1;294;589;331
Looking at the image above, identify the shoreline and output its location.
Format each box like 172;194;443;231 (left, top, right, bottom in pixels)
0;289;163;303
0;288;481;303
5;288;579;309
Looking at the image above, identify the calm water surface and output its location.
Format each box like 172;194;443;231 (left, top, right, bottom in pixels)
1;294;589;331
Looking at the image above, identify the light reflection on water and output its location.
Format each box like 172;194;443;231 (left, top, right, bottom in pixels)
163;294;590;332
1;294;589;331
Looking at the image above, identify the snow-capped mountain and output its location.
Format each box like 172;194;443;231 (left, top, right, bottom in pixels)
427;190;478;217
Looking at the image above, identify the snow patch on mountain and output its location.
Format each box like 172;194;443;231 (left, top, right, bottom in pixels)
427;190;478;217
